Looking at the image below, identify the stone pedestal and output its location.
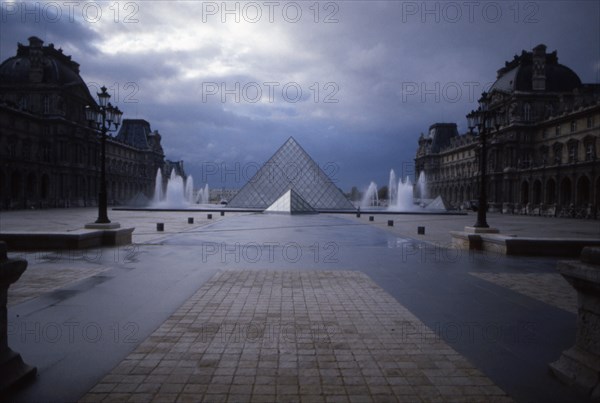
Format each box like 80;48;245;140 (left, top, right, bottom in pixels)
549;247;600;400
0;242;36;392
463;226;500;234
84;222;121;229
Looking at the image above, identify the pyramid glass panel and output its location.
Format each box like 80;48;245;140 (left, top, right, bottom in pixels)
264;189;317;214
228;137;354;210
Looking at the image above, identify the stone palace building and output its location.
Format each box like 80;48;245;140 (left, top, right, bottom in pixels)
0;36;184;209
415;44;600;218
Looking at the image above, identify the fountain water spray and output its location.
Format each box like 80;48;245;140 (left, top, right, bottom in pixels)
417;171;428;200
152;168;164;205
196;184;210;204
151;168;197;208
185;175;194;204
392;176;414;211
360;182;379;208
388;169;397;207
359;170;433;211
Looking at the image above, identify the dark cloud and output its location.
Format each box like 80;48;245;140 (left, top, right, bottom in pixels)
2;0;598;191
0;4;100;59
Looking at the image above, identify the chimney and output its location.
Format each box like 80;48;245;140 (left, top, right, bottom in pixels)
28;36;44;83
532;44;547;91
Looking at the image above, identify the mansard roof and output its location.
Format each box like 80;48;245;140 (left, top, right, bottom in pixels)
0;36;85;86
116;119;152;149
490;44;581;93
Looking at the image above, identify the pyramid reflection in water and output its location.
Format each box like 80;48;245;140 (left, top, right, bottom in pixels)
228;137;354;211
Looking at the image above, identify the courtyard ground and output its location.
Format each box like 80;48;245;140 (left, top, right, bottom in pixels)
1;207;596;402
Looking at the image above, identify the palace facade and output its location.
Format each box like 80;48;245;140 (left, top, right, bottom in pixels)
0;36;180;209
415;44;600;218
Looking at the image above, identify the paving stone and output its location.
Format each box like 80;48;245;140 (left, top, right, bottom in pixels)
81;270;511;402
469;272;576;313
79;393;107;402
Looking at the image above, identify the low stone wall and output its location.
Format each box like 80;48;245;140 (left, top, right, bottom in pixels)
0;227;134;251
450;231;600;257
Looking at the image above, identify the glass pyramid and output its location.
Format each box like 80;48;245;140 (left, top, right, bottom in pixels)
228;137;355;210
264;189;317;214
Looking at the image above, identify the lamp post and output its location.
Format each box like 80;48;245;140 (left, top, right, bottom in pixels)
86;86;123;224
466;93;504;229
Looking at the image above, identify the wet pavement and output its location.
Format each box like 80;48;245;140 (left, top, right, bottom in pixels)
2;209;592;402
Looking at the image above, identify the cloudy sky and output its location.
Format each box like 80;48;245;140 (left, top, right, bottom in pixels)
1;1;599;191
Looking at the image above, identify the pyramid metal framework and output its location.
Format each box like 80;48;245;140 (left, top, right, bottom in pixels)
228;137;354;210
264;189;317;214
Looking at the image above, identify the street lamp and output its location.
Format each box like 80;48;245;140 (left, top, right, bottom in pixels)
466;93;504;229
86;86;123;224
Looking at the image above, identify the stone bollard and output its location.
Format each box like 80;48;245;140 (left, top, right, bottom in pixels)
156;223;164;231
418;226;425;235
387;220;394;227
188;217;194;224
207;214;212;220
549;247;600;400
220;211;225;216
369;216;374;222
0;242;37;392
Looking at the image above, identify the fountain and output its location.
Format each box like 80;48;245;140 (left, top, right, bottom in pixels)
196;184;210;204
360;182;379;208
359;170;443;212
185;175;194;204
391;175;414;211
388;170;397;207
416;171;428;200
150;168;199;208
152;168;164;205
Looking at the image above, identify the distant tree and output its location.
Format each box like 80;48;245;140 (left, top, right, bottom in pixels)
378;186;388;201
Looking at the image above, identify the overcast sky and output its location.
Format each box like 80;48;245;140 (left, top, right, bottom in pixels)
1;1;599;191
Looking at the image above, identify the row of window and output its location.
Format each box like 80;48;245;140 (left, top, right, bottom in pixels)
0;171;152;201
431;140;596;180
1;137;158;176
541;115;596;138
538;141;597;165
432;174;599;206
16;94;65;115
